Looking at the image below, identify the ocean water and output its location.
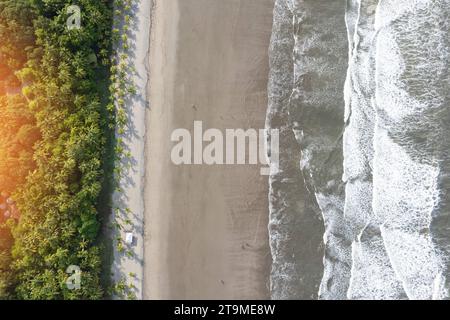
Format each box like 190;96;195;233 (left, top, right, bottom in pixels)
267;0;325;300
344;0;406;300
267;0;450;300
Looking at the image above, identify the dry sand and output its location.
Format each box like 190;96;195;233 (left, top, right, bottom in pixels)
144;0;275;299
110;0;151;299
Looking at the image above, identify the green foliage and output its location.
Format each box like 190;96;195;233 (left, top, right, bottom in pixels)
0;0;36;93
0;0;114;299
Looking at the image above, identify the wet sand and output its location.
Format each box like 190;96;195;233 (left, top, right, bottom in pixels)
144;0;275;299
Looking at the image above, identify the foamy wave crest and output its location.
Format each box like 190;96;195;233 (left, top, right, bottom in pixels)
373;0;450;299
267;0;450;300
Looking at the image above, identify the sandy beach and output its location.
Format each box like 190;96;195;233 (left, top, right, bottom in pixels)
144;0;275;299
110;0;151;299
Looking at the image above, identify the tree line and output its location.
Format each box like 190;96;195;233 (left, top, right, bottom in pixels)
0;0;114;299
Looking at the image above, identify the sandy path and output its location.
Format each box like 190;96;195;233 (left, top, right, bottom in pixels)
110;0;151;299
144;0;275;299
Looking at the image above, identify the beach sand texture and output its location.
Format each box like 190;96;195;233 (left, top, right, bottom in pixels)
144;0;275;299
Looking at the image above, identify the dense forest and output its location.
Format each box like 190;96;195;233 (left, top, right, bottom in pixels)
0;0;114;299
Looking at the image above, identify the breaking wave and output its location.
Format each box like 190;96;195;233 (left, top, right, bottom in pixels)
267;0;450;300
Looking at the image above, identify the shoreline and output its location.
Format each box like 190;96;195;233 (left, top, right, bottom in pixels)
144;0;275;299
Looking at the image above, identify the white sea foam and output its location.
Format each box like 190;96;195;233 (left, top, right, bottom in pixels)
373;0;450;299
344;0;406;300
267;0;450;300
373;128;443;299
